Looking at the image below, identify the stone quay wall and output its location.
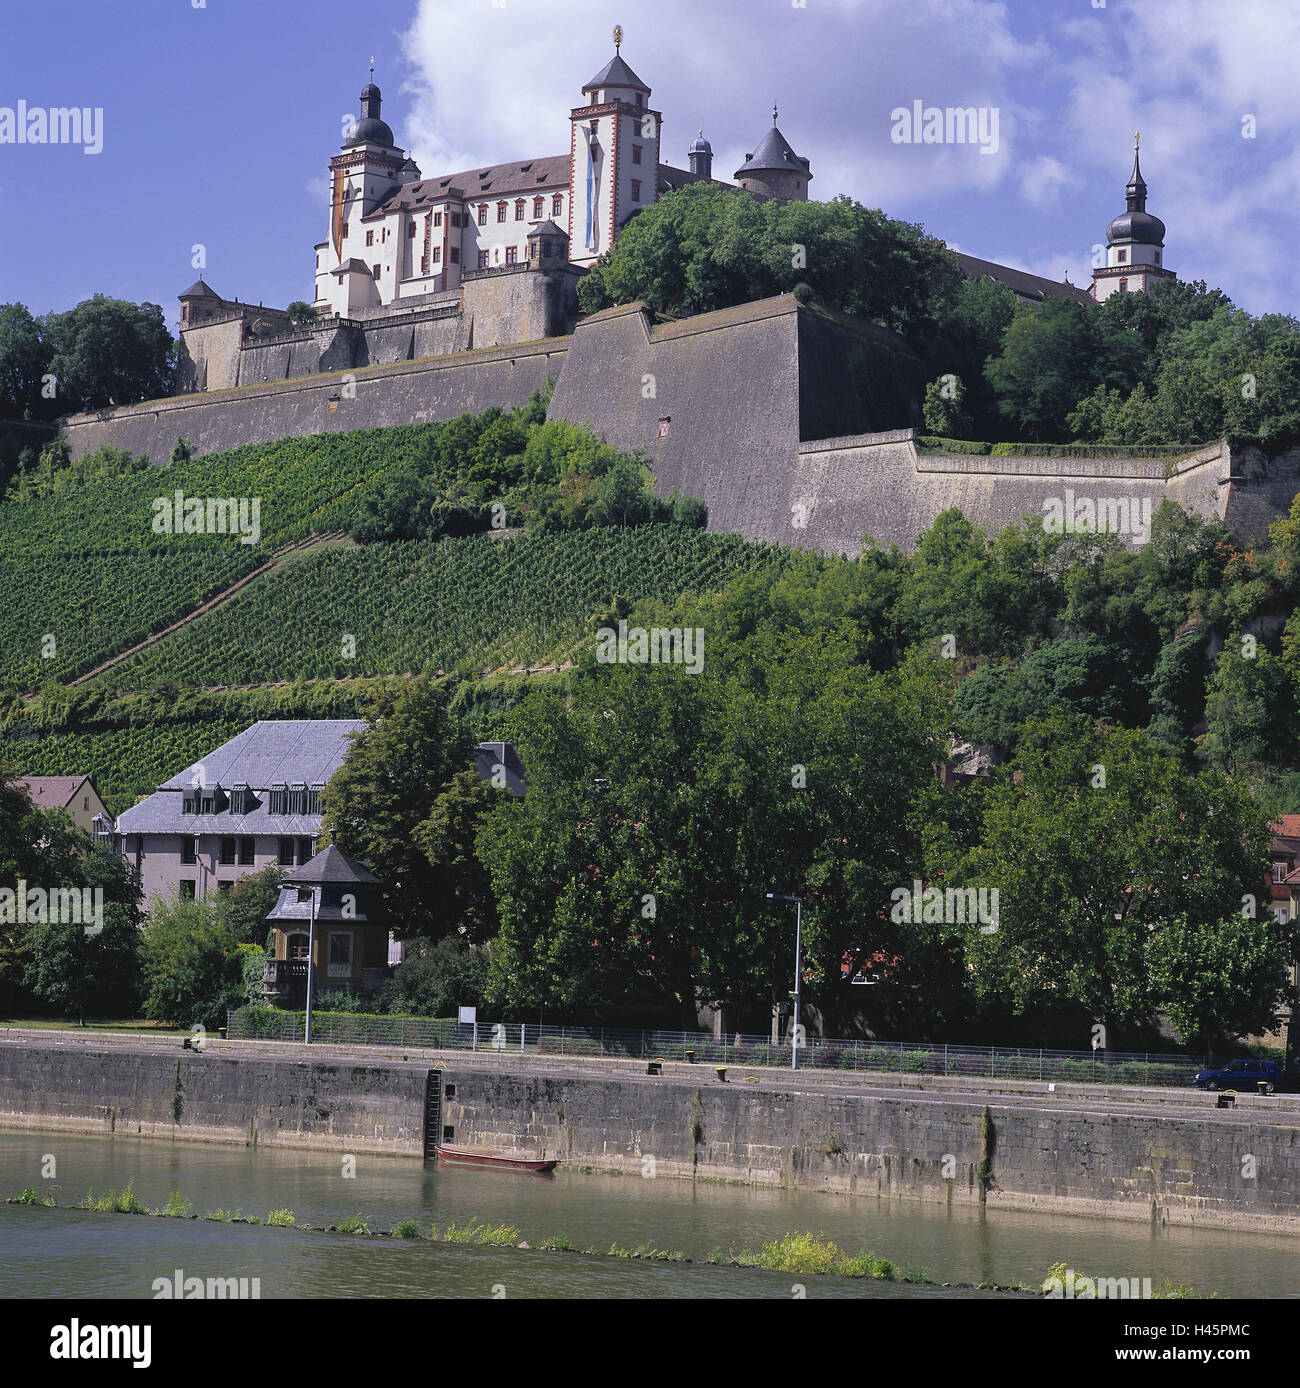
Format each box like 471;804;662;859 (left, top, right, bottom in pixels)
4;1036;1300;1231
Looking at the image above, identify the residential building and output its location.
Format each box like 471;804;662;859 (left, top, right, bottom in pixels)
113;720;364;905
15;774;111;838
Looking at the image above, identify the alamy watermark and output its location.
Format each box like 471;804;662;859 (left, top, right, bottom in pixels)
0;881;103;935
596;620;704;674
1042;490;1151;545
1043;1268;1152;1299
890;880;998;933
151;491;262;546
49;1321;150;1367
152;1269;261;1299
890;100;999;155
1;102;103;154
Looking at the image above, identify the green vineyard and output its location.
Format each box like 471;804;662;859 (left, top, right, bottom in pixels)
0;422;444;555
0;550;264;687
92;527;792;690
0;718;253;815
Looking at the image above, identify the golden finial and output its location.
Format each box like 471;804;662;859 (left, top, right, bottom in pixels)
1134;130;1140;150
369;56;375;78
613;24;623;52
773;102;779;126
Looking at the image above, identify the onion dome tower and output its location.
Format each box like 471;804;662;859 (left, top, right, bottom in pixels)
688;129;713;179
1091;133;1175;301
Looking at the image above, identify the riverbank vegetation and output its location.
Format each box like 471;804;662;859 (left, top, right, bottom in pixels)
2;1186;1050;1291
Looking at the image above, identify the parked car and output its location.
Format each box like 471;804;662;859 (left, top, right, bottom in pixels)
1193;1058;1285;1093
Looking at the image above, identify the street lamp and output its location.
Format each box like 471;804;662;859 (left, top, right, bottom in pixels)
303;884;318;1046
766;892;803;1071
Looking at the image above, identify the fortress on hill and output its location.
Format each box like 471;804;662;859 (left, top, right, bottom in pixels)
60;33;1300;553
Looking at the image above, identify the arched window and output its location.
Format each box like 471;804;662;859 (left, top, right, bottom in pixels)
286;932;309;961
496;201;508;223
514;199;526;220
477;204;488;225
552;193;563;217
533;196;544;217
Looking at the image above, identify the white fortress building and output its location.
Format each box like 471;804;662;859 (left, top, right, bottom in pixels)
175;28;816;392
174;32;1173;394
309;30;809;315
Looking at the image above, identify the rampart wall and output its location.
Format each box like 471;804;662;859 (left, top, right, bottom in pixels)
60;295;1300;553
62;336;568;463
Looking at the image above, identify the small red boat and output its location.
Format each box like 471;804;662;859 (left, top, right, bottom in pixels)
434;1144;557;1173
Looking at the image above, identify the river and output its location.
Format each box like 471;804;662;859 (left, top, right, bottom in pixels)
1;1130;1294;1298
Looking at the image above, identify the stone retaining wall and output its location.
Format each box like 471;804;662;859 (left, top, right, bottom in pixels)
4;1037;1299;1230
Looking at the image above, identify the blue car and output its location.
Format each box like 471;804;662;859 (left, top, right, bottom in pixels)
1193;1058;1285;1093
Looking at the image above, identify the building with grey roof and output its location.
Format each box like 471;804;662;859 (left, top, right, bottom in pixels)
115;720;364;906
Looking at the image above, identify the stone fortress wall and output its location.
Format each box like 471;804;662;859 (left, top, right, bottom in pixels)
176;262;583;394
62;294;1300;554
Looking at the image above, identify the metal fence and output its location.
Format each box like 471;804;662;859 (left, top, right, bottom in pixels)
226;1007;1204;1087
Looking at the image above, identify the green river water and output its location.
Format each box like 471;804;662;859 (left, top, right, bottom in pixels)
0;1130;1295;1298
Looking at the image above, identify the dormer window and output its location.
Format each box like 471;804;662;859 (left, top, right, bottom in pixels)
269;784;288;815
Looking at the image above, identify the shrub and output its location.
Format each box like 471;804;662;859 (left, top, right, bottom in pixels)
337;1214;370;1234
267;1208;296;1227
82;1182;148;1214
539;1234;578;1252
9;1186;55;1207
391;1219;422;1239
917;435;992;455
750;1232;897;1279
159;1190;192;1218
314;987;363;1013
437;1221;521;1246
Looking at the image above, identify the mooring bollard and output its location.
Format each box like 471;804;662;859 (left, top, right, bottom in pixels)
647;1060;663;1076
685;1049;696;1063
715;1065;727;1082
1216;1091;1236;1109
1257;1080;1271;1095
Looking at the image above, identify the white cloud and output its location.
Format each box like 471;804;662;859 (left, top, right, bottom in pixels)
1056;0;1300;313
386;0;1298;315
396;0;1043;202
1017;155;1077;212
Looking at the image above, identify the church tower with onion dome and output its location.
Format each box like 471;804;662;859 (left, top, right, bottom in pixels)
1091;134;1175;301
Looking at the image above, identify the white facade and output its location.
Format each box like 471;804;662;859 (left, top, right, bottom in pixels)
313;41;691;316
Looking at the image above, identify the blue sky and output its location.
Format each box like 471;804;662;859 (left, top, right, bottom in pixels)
2;0;1297;329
